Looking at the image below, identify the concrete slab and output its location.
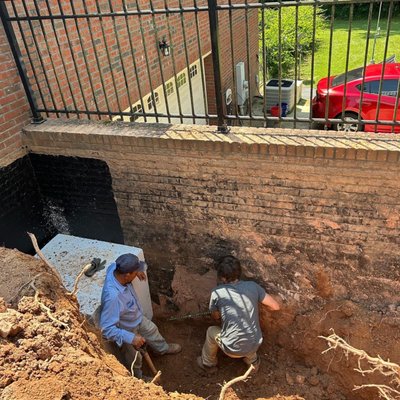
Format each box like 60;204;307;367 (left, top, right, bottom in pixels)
39;234;153;319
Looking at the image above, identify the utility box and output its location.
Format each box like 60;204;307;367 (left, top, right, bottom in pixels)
265;79;296;113
236;62;249;106
38;234;153;320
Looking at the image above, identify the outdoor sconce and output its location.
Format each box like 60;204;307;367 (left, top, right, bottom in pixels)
159;38;170;56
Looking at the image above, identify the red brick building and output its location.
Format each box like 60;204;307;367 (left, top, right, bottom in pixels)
3;0;258;125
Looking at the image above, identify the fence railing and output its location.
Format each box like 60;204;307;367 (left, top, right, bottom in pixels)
1;0;399;134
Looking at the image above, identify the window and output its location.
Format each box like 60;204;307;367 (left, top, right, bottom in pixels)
166;81;174;96
189;64;198;78
177;73;186;88
332;67;364;87
359;79;399;96
130;104;142;122
382;79;399;96
147;92;160;110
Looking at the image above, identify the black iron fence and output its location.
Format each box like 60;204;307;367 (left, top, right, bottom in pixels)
1;0;400;134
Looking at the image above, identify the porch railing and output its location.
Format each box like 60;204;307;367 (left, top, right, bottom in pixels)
1;0;399;134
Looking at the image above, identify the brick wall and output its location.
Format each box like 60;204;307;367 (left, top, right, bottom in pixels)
5;0;258;121
22;120;400;295
5;0;215;119
0;19;30;167
204;8;259;120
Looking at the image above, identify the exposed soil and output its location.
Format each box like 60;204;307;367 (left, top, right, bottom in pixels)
1;247;399;400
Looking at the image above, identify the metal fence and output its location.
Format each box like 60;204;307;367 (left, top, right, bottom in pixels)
1;0;399;133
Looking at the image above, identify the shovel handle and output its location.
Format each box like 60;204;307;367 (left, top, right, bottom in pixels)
142;350;158;376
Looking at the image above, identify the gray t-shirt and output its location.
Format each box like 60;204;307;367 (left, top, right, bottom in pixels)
209;280;267;356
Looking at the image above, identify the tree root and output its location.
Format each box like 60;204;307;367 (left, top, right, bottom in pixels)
31;281;69;330
8;272;48;303
219;364;255;400
27;232;63;284
319;330;400;400
68;263;92;297
151;370;162;384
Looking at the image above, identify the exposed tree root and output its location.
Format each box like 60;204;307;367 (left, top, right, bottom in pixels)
320;330;400;400
219;364;255;400
354;384;400;400
151;370;162;384
68;263;92;297
27;232;63;284
8;272;47;303
31;281;69;330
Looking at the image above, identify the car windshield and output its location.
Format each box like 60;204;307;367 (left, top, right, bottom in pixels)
332;67;364;87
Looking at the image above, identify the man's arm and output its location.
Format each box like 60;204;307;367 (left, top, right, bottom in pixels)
261;294;280;311
100;296;137;347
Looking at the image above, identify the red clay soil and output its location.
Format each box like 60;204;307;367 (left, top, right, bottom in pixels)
1;247;399;400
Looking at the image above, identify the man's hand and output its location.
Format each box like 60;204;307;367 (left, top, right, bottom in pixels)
132;334;146;349
261;294;280;311
211;310;221;321
136;271;147;281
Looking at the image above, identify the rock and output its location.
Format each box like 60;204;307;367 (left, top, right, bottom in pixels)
0;310;23;338
264;254;278;268
295;374;306;384
388;304;396;313
0;298;7;313
285;372;294;386
311;366;318;376
341;300;357;317
309;375;320;386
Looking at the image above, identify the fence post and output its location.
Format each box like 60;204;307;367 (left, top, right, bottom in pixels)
207;0;229;133
0;3;44;124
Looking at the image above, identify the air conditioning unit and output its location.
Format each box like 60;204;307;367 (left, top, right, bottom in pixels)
236;62;249;106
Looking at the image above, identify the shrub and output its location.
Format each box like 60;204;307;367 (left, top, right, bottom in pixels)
260;6;326;78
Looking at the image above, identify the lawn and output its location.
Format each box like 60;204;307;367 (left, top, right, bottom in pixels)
301;18;400;85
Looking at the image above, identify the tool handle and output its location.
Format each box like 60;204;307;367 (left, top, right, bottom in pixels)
143;351;158;376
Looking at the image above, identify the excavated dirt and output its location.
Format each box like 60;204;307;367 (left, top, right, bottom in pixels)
1;247;399;400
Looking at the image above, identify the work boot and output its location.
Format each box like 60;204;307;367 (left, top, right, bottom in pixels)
196;356;217;374
164;343;182;354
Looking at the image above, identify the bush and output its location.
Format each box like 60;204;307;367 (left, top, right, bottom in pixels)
260;6;326;78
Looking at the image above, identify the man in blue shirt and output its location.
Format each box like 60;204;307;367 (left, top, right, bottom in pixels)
100;253;181;380
197;255;280;373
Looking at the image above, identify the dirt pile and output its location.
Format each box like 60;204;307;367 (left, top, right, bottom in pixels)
0;248;200;400
1;246;399;400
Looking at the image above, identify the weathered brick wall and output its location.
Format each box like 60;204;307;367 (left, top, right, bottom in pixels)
0;19;30;167
22;120;400;297
6;0;212;118
6;0;257;121
205;7;259;118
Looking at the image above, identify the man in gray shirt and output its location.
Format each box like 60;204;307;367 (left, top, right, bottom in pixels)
197;255;280;372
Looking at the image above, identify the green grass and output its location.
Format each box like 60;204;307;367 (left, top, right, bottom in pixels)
301;18;400;85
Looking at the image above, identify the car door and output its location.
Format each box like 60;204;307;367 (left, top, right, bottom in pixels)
360;79;399;132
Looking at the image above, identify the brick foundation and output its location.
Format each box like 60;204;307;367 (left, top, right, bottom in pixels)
0;19;30;167
22;120;400;295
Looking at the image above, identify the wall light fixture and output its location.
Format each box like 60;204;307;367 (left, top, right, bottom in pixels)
159;38;170;56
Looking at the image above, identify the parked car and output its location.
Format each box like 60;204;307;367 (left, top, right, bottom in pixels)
312;63;400;133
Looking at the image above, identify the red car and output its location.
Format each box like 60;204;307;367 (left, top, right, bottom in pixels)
312;63;400;133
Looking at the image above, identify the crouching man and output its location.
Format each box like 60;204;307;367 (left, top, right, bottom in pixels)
197;255;280;372
100;253;181;380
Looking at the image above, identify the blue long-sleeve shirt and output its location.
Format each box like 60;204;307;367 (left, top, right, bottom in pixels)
99;263;143;347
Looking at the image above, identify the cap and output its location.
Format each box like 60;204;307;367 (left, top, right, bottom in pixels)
115;253;146;274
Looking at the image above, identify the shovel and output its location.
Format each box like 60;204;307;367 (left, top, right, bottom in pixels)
138;344;160;380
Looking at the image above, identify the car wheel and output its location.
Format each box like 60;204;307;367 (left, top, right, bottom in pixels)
335;112;364;133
